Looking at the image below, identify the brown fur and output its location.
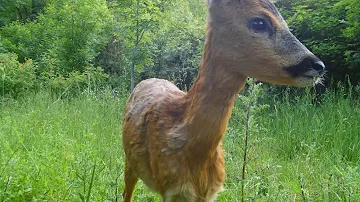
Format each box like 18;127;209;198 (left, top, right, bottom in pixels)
122;0;324;201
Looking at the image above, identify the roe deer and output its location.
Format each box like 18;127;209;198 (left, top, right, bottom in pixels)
122;0;325;201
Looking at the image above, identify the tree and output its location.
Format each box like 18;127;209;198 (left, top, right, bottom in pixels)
0;0;48;27
1;0;113;74
113;0;174;91
145;0;205;90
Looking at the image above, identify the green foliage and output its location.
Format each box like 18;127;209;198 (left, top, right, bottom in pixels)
232;79;270;201
0;0;113;97
106;0;205;91
40;66;109;97
43;0;113;73
0;21;41;62
136;0;205;90
0;0;48;27
0;35;6;53
0;52;36;97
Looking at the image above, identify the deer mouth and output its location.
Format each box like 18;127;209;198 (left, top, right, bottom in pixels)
301;70;324;80
295;70;325;87
285;57;325;87
303;68;325;77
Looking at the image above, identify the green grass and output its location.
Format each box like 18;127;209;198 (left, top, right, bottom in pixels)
0;89;359;201
223;88;360;201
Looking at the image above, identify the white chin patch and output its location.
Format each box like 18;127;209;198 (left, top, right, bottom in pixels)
295;76;319;87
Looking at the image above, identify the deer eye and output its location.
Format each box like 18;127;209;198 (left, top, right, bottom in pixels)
248;17;268;32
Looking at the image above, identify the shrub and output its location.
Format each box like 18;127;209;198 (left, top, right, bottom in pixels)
40;65;109;97
0;52;36;97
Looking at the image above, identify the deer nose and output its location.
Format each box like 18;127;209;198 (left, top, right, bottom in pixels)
311;60;325;72
285;57;326;78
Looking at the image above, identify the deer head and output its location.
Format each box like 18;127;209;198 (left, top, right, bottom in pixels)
206;0;325;87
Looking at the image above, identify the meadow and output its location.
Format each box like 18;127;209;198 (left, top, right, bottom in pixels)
0;86;359;201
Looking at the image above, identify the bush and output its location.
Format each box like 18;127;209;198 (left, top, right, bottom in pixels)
0;52;36;97
40;66;109;97
0;52;109;98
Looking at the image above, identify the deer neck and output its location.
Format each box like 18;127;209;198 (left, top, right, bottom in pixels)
183;27;247;160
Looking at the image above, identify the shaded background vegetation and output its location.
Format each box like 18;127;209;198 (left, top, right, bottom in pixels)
0;0;359;98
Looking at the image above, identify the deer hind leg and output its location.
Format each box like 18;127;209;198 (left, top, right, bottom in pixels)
122;161;138;202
